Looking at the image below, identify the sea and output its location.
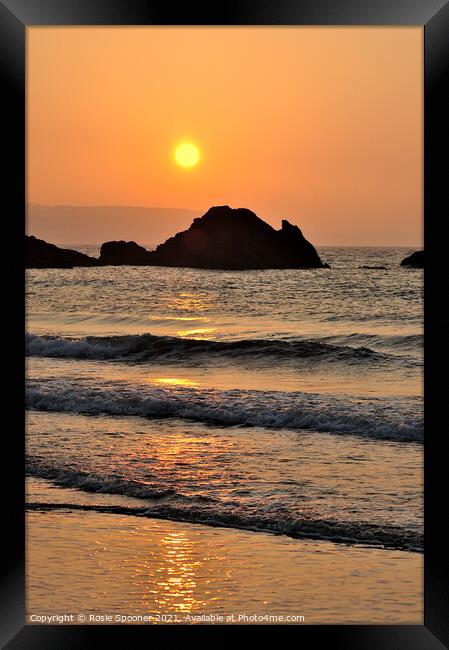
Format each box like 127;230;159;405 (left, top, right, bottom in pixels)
25;246;423;555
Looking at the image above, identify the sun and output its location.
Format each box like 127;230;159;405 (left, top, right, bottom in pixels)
175;142;200;168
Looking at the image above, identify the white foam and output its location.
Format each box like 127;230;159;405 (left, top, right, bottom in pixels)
26;378;423;442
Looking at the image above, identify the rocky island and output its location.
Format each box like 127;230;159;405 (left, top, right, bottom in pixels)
99;240;152;265
400;250;424;269
27;206;330;270
147;206;328;269
25;235;99;268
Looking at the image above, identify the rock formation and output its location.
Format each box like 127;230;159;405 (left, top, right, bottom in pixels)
149;206;329;269
25;235;99;268
99;240;152;265
400;251;424;268
26;206;330;270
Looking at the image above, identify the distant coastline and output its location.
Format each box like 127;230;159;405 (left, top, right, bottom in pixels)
27;204;200;247
27;203;422;249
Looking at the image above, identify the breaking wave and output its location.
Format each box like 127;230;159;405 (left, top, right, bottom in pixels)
25;461;423;553
26;332;420;367
26;378;423;442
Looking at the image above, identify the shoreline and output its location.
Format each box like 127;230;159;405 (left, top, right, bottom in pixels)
26;507;423;624
26;501;423;554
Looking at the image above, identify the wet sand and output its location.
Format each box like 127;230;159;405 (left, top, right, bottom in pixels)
26;508;423;625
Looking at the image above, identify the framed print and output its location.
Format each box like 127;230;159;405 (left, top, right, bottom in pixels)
1;0;448;648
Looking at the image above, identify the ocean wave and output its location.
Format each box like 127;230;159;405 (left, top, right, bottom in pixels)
25;332;418;367
26;378;423;442
24;460;422;555
318;332;422;355
26;463;176;500
26;500;422;552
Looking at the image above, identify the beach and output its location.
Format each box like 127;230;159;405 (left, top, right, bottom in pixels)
27;488;422;624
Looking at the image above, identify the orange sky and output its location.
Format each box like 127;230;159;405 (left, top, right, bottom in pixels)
27;27;423;246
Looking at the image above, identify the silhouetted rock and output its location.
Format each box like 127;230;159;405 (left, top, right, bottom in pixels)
28;206;330;270
148;206;329;269
400;250;424;268
25;235;99;268
99;240;152;265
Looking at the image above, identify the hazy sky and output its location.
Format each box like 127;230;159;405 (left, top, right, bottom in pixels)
27;27;423;246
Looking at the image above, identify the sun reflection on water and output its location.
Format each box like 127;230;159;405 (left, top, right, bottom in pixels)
175;327;216;339
150;377;199;387
153;530;206;613
167;291;211;314
166;316;209;322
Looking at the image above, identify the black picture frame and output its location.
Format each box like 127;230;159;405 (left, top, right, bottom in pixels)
2;0;448;647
